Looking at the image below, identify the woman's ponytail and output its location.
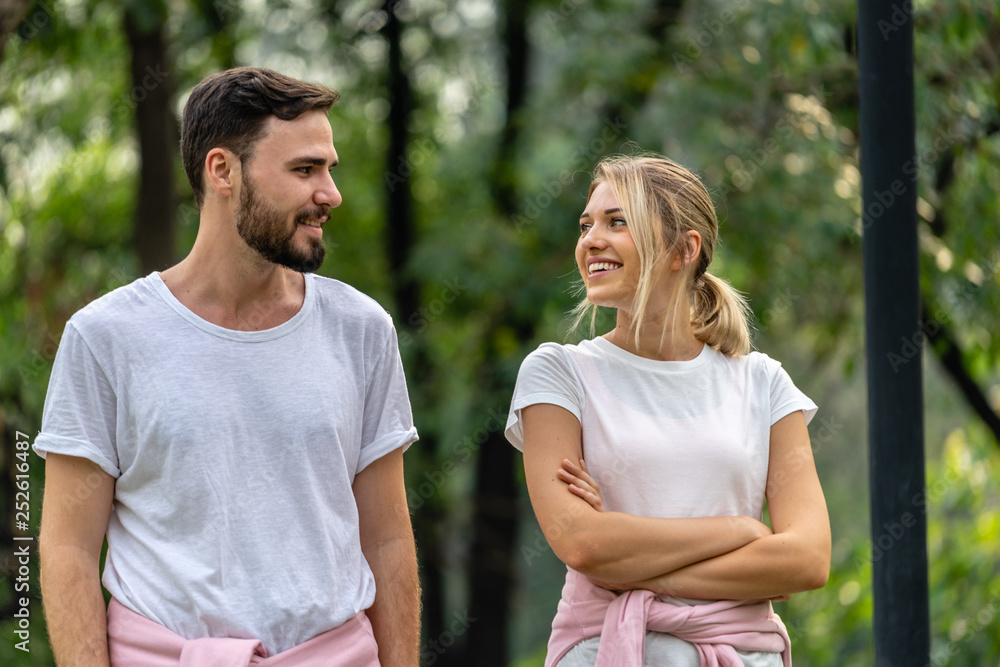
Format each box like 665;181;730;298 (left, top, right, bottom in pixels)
691;271;751;357
574;155;753;356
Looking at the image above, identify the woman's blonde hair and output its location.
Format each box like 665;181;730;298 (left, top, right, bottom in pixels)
571;154;751;357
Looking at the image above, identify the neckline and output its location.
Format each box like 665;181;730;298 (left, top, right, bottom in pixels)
590;335;713;371
148;271;315;342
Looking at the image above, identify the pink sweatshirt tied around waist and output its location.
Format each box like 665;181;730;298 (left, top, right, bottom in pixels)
546;569;792;667
106;598;380;667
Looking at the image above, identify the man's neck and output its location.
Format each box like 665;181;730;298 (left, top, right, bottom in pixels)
159;219;307;332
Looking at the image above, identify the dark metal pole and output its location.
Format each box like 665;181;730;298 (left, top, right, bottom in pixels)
858;1;930;665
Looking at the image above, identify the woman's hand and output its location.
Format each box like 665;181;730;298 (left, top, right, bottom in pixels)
589;572;792;602
557;458;605;512
587;573;668;595
587;575;625;592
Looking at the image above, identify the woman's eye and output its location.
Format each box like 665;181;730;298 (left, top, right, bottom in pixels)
611;217;627;227
579;222;592;233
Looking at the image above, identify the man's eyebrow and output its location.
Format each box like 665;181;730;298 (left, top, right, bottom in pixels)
285;157;338;168
579;207;622;219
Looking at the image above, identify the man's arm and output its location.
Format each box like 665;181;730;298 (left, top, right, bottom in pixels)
353;448;420;667
39;453;115;667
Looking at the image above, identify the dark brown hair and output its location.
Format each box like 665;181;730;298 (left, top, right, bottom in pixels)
181;67;340;207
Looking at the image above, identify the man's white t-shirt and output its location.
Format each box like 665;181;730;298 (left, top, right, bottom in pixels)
505;337;817;666
34;272;418;654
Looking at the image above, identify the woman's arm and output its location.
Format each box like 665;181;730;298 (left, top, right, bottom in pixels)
605;411;831;599
522;403;771;583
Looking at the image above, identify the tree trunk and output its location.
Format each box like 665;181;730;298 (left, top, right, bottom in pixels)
382;0;418;319
489;0;529;216
191;0;238;69
0;0;32;63
463;2;532;665
124;5;177;273
379;1;453;659
465;426;520;665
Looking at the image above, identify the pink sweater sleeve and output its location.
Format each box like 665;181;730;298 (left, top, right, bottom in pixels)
107;598;380;666
545;569;791;667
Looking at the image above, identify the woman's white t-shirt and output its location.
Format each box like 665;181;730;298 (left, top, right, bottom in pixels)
505;337;818;665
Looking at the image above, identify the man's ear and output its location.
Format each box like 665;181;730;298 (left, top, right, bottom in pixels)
204;148;239;200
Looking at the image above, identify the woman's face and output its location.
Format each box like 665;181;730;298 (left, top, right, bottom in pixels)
576;182;640;311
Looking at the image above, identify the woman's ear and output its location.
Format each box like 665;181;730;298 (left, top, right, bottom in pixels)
670;231;703;270
684;230;702;267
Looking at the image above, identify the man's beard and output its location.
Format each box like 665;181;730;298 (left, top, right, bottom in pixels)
236;170;326;273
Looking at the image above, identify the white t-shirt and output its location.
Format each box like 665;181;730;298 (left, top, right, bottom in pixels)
506;337;816;519
505;337;817;666
34;272;418;654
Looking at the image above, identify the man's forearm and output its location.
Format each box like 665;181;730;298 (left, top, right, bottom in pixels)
365;535;421;667
41;547;110;667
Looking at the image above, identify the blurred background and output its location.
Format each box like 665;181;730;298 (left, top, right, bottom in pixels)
1;0;998;665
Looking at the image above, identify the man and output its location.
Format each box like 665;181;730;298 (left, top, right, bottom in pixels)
35;67;420;666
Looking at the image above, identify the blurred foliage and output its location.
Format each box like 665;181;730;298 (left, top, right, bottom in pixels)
1;0;998;665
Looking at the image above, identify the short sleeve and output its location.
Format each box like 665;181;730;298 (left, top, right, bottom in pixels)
33;322;121;477
504;343;586;451
356;327;418;474
768;360;818;426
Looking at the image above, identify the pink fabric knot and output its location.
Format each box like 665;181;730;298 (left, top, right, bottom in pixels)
107;598;380;666
547;568;791;667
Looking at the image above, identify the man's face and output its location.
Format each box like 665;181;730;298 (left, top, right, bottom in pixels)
236;166;327;273
234;110;341;273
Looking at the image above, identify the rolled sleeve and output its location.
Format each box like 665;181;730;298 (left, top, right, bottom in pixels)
33;322;121;477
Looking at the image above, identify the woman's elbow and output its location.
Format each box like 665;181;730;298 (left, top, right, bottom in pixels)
799;544;831;591
805;560;830;591
549;529;605;574
775;533;830;592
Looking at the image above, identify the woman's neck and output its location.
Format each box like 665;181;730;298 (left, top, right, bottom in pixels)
604;309;703;361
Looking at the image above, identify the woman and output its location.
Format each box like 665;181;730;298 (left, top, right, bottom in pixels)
504;155;830;666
